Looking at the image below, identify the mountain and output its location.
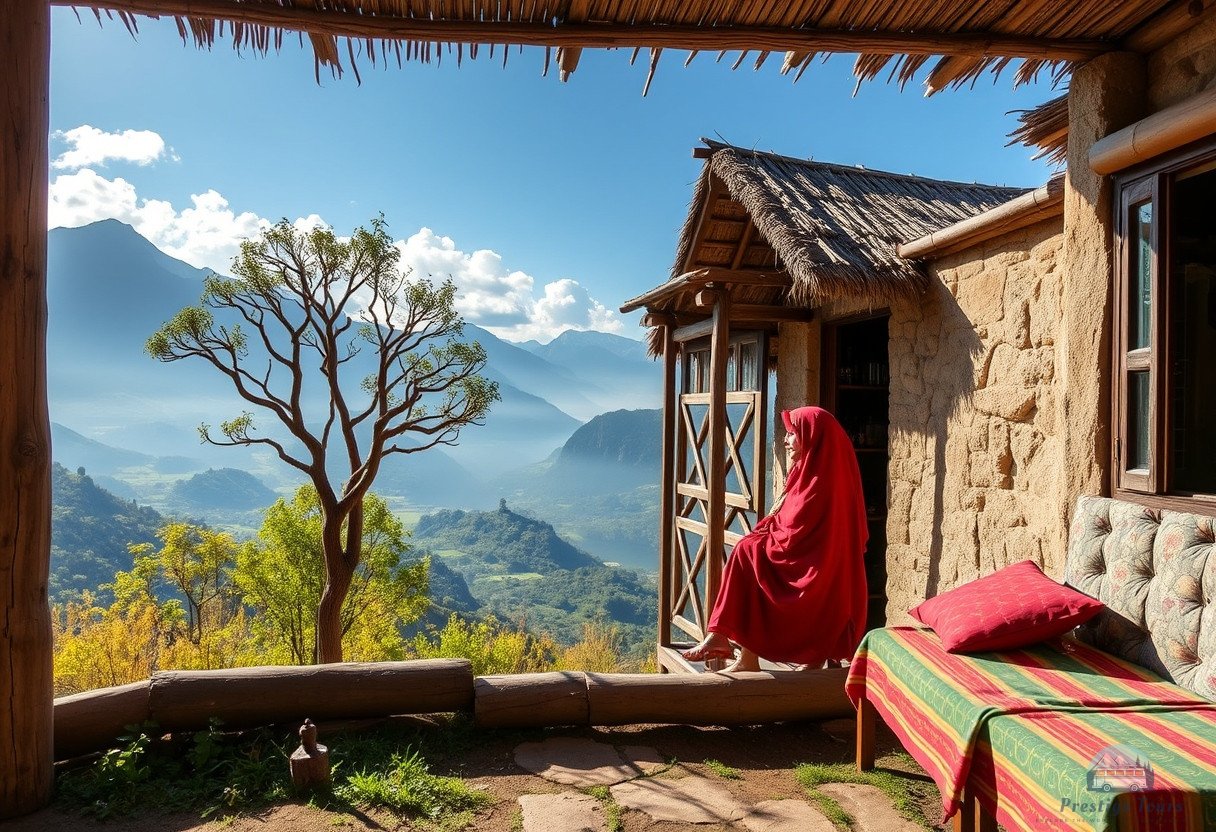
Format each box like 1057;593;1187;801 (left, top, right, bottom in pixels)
517;329;660;417
52;422;155;473
50;463;166;603
410;503;655;652
169;468;278;512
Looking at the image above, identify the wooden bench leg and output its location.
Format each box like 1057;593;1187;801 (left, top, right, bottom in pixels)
856;694;875;772
953;786;996;832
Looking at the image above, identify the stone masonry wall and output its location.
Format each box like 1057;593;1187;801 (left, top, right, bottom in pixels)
884;218;1065;621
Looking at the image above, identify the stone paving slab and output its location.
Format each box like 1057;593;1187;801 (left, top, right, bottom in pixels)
514;737;643;786
518;793;606;832
610;776;748;824
739;799;838;832
818;783;923;832
620;744;666;774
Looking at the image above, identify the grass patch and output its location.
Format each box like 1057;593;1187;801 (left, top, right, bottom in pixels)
702;759;741;780
584;786;623;832
336;747;490;818
55;714;492;825
794;759;934;831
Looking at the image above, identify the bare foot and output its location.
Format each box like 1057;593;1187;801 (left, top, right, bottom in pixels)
680;631;734;663
721;647;761;673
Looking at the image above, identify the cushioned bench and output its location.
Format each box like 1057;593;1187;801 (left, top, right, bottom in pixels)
850;496;1216;832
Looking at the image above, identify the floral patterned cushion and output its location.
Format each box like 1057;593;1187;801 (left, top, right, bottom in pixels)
1065;496;1216;701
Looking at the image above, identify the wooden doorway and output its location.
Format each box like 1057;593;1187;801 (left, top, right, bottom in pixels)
822;314;890;631
658;331;768;671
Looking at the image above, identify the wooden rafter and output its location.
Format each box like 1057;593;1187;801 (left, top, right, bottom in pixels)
59;2;1113;61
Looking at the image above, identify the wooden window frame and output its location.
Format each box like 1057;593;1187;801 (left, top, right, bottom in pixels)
1111;137;1216;514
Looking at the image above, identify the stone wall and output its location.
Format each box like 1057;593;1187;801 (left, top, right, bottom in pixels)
1148;11;1216;111
883;218;1064;621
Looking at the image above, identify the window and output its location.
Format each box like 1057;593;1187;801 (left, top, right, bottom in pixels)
1114;147;1216;507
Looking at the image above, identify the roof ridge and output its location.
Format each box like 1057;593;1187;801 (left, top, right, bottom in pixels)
699;137;1027;195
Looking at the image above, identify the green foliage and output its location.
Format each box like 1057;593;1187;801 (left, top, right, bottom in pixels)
337;747;491;818
412;613;556;675
585;785;624;832
50;462;165;603
794;758;934;831
703;759;742;780
57;720;291;820
236;485;429;663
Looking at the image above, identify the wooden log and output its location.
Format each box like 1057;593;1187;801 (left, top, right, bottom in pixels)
855;695;875;772
473;672;589;728
658;321;677;652
55;2;1110;61
1089;86;1216;174
53;681;152;760
148;660;473;732
0;0;53;818
585;668;853;725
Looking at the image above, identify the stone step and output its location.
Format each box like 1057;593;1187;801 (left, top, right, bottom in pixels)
519;793;606;832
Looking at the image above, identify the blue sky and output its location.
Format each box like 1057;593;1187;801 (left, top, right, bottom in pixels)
50;9;1061;342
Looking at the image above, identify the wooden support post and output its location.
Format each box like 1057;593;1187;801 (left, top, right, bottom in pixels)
855;695;875;772
704;289;731;623
0;0;53;818
289;719;331;791
657;316;677;660
952;785;996;832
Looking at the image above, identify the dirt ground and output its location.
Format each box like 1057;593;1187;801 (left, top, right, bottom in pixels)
4;718;941;832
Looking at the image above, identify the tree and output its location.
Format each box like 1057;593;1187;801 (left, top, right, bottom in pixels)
236;485;428;663
147;218;498;662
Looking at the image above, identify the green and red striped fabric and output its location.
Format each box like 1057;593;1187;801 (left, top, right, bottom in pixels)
846;627;1216;830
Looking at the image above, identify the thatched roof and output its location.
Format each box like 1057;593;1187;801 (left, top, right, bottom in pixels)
642;139;1025;310
67;1;1193;93
1009;94;1069;166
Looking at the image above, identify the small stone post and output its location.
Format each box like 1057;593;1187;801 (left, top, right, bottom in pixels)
289;718;330;790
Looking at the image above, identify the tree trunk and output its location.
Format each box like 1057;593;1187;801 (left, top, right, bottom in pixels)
0;0;53;817
316;512;353;663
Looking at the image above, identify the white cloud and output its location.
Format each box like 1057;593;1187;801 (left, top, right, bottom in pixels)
52;125;177;170
49;169;267;269
47;157;624;342
395;228;624;342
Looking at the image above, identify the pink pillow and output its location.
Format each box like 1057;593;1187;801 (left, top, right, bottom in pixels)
908;560;1104;653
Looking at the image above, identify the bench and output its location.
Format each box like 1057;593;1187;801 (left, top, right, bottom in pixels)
850;496;1216;832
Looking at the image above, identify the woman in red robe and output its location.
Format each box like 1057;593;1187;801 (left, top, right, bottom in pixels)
681;405;869;672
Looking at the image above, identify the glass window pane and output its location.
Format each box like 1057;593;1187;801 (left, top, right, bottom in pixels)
1129;201;1153;350
726;346;737;392
1127;372;1151;471
740;341;757;391
1169;164;1216;494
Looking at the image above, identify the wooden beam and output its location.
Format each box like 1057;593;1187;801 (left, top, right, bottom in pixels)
658;318;677;654
61;2;1113;61
732;304;814;323
1;0;53;818
1125;0;1216;53
1089;86;1216;174
730;222;756;270
673;318;714;343
704;289;730;624
856;695;876;771
474;672;589;728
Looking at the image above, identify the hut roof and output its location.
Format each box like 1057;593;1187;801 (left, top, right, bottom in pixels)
68;1;1193;93
624;140;1025;313
1009;94;1070;166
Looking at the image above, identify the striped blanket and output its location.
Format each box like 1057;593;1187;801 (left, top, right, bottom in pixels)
846;627;1216;831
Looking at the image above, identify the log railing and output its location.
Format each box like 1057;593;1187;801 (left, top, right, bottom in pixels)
54;661;852;760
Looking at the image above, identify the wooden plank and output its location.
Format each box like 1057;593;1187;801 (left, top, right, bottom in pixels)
656;644;700;674
474;672;588;727
673;318;714;343
681;391;760;406
658;320;677;648
0;0;53;817
54;682;151;760
148;660;474;731
1125;0;1216;53
676;483;753;510
62;2;1113;60
585;668;853;725
705;289;730;617
856;695;875;772
672;615;704;642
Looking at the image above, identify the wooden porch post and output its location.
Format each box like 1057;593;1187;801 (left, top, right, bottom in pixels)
0;0;54;818
704;288;731;612
654;314;677;661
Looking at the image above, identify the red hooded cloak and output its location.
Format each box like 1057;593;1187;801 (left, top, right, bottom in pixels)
706;405;869;664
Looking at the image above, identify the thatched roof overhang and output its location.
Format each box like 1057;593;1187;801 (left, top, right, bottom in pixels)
62;0;1204;93
1009;95;1069;167
898;173;1065;260
638;139;1026;323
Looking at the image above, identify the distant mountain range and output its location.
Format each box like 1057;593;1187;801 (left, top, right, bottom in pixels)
47;219;661;480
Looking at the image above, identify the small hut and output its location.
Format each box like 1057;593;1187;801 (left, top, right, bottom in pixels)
621;140;1023;672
